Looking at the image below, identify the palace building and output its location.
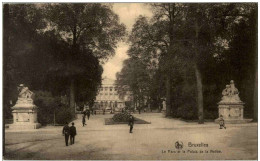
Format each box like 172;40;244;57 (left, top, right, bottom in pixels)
94;77;131;112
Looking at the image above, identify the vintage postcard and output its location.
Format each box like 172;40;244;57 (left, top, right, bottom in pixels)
3;2;258;160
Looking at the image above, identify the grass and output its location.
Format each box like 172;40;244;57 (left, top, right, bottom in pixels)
105;117;151;125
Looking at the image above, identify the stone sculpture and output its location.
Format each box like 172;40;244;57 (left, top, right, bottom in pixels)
220;80;242;103
9;84;41;129
215;80;252;124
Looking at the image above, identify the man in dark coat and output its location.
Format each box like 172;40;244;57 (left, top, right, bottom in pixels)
82;115;86;126
70;122;77;145
128;115;134;133
86;110;90;120
62;122;70;146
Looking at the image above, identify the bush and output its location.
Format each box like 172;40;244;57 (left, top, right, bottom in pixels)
175;105;197;120
55;107;74;124
112;111;131;122
34;90;74;125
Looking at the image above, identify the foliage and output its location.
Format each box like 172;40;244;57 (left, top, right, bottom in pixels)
34;90;74;125
55;107;74;125
3;3;126;117
116;3;257;121
112;111;131;122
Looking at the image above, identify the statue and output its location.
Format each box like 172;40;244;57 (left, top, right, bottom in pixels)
10;84;41;129
216;80;251;124
220;80;241;103
15;84;34;105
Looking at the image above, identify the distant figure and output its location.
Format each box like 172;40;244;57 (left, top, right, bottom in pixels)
70;122;77;145
219;115;226;129
86;110;90;120
128;115;135;133
82;115;86;126
91;109;94;115
94;110;96;115
62;122;70;146
103;109;105;115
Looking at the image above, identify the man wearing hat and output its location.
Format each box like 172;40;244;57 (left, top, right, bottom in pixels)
70;122;77;145
62;122;70;146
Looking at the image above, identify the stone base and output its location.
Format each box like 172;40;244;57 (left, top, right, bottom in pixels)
215;118;253;124
9;123;41;130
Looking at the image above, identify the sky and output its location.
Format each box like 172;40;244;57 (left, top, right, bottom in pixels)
101;3;153;80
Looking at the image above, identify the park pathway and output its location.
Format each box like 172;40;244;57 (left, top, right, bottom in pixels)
4;113;257;160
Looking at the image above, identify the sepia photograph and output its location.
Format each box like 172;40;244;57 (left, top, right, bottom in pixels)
2;2;258;160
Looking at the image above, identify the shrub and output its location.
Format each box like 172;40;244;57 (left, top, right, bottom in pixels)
34;90;73;125
55;107;74;124
112;111;131;122
175;105;197;120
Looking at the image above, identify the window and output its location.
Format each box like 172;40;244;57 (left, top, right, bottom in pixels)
100;88;103;91
110;87;113;91
114;88;117;91
105;93;108;95
110;93;112;95
105;87;108;91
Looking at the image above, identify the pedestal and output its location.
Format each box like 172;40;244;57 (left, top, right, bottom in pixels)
10;105;41;130
215;102;252;124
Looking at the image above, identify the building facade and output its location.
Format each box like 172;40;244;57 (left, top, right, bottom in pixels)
94;77;128;111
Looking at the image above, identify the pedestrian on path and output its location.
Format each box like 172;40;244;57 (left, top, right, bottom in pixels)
128;115;134;133
82;115;86;126
62;122;70;146
87;110;90;120
219;115;226;129
70;122;77;145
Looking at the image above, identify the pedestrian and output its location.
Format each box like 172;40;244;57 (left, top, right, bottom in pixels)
82;115;86;126
128;115;135;133
87;110;90;120
138;108;141;114
219;115;226;129
62;122;70;146
69;122;77;145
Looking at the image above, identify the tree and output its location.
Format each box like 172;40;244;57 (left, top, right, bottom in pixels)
125;3;257;123
116;57;151;110
45;3;126;110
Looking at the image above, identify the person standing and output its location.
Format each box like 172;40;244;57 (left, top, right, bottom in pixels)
82;115;86;126
86;110;90;120
128;115;134;133
69;122;77;145
62;122;70;146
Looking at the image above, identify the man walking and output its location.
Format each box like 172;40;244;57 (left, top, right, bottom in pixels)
70;122;77;145
62;122;70;146
86;110;90;120
128;115;134;133
82;115;86;126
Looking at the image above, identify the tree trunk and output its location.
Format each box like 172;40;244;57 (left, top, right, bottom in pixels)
195;63;204;124
70;79;75;113
3;4;10;156
166;75;171;116
195;11;204;124
253;68;258;121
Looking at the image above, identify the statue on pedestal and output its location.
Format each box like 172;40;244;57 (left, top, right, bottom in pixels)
215;80;252;124
10;84;41;129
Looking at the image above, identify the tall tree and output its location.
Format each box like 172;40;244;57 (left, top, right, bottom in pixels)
45;3;126;110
